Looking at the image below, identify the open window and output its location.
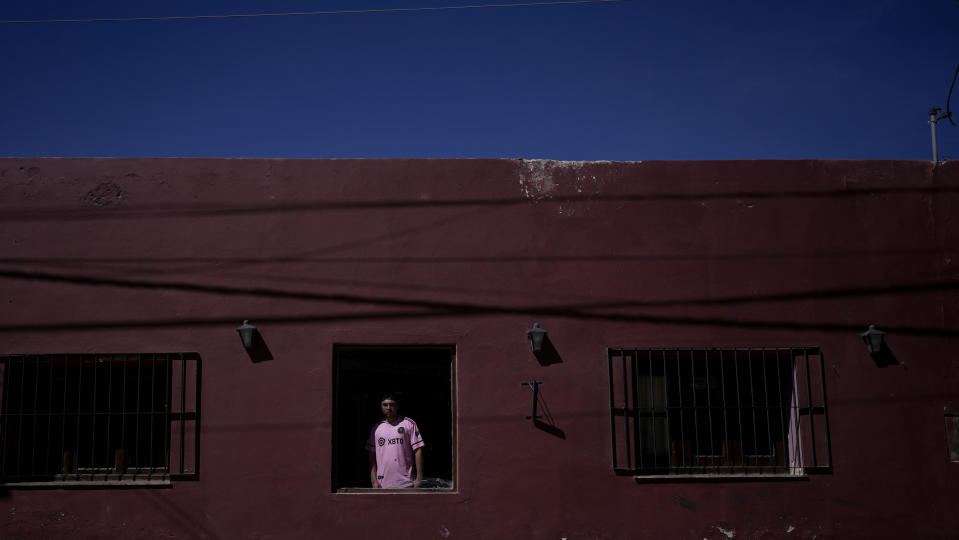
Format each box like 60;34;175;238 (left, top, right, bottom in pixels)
608;347;831;477
332;345;455;492
0;353;200;486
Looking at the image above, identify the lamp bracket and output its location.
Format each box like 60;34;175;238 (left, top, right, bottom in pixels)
521;381;543;422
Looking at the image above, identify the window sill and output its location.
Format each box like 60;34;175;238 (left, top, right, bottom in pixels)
631;473;809;483
1;479;171;489
336;487;456;494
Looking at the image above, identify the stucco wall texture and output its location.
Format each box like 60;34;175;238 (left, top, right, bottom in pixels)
0;158;958;539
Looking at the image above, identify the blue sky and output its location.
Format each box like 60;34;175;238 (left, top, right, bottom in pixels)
0;0;956;160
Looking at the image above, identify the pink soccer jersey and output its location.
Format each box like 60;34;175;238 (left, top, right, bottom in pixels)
365;417;424;488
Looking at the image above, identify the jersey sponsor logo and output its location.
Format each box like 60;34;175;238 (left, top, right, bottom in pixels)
387;437;404;445
377;437;386;447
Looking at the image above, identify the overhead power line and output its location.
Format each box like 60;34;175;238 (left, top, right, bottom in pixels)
945;62;958;126
0;0;629;25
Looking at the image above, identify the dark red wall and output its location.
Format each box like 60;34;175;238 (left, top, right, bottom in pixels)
0;158;957;539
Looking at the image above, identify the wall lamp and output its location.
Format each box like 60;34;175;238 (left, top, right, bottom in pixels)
861;325;899;367
527;323;548;353
236;320;274;362
860;325;886;355
236;320;259;351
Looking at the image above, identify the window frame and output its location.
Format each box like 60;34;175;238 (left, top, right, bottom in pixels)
607;347;832;480
331;344;456;494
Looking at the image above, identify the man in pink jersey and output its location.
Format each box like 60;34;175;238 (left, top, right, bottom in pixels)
366;393;424;488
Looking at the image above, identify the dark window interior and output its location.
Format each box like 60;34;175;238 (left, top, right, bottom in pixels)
333;345;454;491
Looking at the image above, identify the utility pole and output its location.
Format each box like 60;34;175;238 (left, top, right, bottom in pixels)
929;106;950;165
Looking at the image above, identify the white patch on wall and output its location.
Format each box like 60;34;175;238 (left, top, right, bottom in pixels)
714;526;736;538
516;159;621;205
518;159;563;200
516;159;644;217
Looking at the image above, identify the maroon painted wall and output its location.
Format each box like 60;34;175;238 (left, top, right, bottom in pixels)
0;158;957;539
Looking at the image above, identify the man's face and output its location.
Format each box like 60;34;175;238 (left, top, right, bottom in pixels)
381;399;398;421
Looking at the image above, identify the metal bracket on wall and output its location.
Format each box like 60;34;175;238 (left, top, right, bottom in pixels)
521;381;543;422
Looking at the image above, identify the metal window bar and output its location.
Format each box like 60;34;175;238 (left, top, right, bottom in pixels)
789;353;803;468
179;354;187;475
760;349;771;472
733;349;746;468
608;347;831;476
647;351;656;469
646;351;654;469
133;354;141;479
745;348;756;458
661;349;671;470
45;355;53;478
608;352;618;470
631;354;641;470
689;348;699;465
60;356;68;478
17;355;26;477
74;355;83;480
775;349;786;470
702;349;713;471
803;349;817;466
0;353;201;484
818;350;833;472
0;359;7;477
164;355;171;479
149;354;156;479
104;355;112;480
675;349;692;467
718;349;730;473
90;355;97;481
622;351;631;469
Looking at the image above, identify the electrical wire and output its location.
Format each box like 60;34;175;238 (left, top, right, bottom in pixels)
945;62;958;126
0;0;629;25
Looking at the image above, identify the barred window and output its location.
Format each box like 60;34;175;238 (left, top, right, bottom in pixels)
0;353;201;486
608;348;831;477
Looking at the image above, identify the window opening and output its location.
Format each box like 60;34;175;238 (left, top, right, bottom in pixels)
332;345;455;492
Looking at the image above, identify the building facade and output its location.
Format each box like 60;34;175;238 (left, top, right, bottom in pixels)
0;158;957;539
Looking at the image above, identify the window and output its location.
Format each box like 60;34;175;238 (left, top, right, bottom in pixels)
608;347;831;477
946;415;959;463
332;345;455;492
0;353;201;485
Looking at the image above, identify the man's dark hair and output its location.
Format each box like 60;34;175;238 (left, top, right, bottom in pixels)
380;392;400;406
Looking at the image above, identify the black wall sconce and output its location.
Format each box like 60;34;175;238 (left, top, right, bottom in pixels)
860;325;885;355
237;320;273;363
527;323;548;353
861;324;898;367
237;320;259;350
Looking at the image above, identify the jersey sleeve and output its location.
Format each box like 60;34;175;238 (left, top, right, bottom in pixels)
408;419;425;450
